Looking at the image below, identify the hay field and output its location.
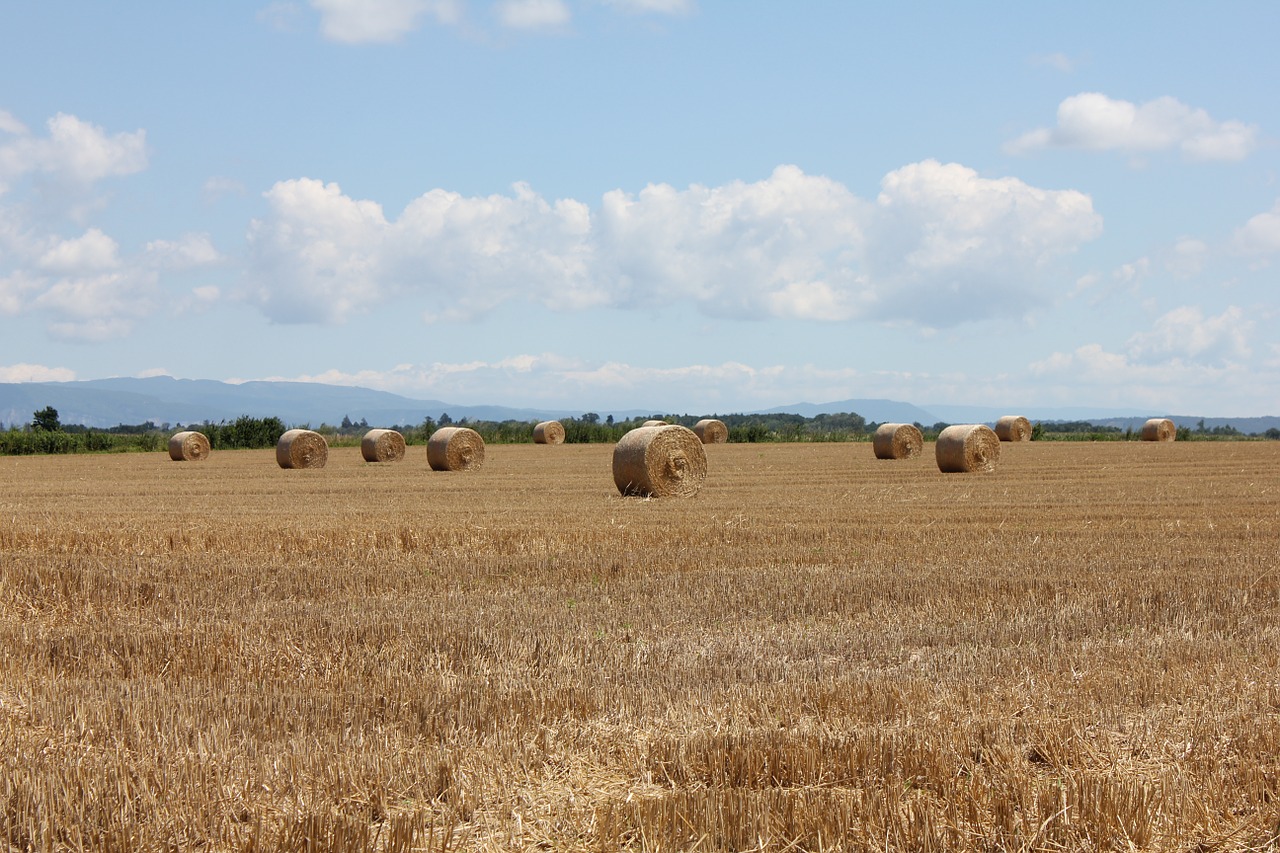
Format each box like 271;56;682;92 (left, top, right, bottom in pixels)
2;441;1279;851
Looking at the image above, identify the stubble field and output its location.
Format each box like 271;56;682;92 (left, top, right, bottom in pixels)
2;439;1279;851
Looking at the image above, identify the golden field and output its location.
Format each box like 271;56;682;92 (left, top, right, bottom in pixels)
2;440;1279;851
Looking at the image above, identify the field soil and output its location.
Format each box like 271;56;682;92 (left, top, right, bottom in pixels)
2;441;1279;850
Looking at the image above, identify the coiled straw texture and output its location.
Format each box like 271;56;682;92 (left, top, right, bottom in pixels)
693;419;728;444
276;429;328;469
533;421;565;445
872;423;923;460
1140;418;1176;442
168;431;210;462
935;424;1000;473
428;427;486;471
361;428;406;462
612;425;707;498
995;415;1032;442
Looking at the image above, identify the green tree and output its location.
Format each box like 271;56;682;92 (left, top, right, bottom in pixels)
32;406;61;432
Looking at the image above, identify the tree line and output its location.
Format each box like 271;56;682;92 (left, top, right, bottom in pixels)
2;406;1276;456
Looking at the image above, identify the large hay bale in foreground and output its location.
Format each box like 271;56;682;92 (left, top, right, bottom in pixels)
361;428;406;462
612;425;707;498
935;424;1000;473
693;418;728;444
533;420;565;445
995;415;1032;442
168;431;210;462
428;427;485;471
643;419;668;427
873;423;923;460
1141;418;1176;442
276;429;328;469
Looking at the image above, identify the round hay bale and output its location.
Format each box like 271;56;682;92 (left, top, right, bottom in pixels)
276;429;328;469
361;428;406;462
935;424;1000;473
533;420;565;445
643;419;668;427
693;418;728;444
1140;418;1176;442
872;423;923;460
168;430;210;462
994;415;1032;442
428;426;485;471
612;425;707;498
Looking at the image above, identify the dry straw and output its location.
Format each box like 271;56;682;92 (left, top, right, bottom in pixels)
935;424;1001;473
872;423;923;460
533;421;566;445
167;431;210;462
612;424;707;498
995;415;1032;442
1141;418;1177;442
361;428;406;462
276;429;328;469
643;419;668;427
693;418;728;444
428;427;485;471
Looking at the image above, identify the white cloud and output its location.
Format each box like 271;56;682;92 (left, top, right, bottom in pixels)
309;0;461;42
1006;93;1258;161
1232;200;1280;254
0;362;76;383
257;1;306;32
602;0;693;13
254;356;875;412
144;234;223;269
496;0;570;28
1125;305;1252;364
38;229;121;273
0;110;28;136
203;176;248;201
1030;52;1076;73
0;111;222;342
1165;237;1208;278
0;112;147;186
243;161;1100;329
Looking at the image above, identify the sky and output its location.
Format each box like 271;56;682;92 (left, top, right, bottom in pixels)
1;2;1278;417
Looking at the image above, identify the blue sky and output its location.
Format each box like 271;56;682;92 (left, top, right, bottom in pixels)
1;2;1277;416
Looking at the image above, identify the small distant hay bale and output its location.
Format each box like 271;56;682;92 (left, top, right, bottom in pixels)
168;431;210;462
995;415;1032;442
428;427;485;471
873;423;923;460
613;425;707;498
533;421;565;445
1140;418;1176;442
935;424;1001;473
276;429;328;469
693;418;728;444
643;419;668;427
361;428;406;462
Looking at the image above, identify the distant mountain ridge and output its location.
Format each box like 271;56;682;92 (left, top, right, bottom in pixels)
0;378;1276;434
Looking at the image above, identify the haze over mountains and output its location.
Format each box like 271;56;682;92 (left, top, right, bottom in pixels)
0;377;1275;434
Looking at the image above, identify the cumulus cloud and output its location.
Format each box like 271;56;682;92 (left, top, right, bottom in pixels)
1125;305;1252;364
0;362;77;383
309;0;461;42
0;110;28;136
496;0;570;28
0;112;147;188
1030;306;1257;411
1006;92;1258;161
1233;199;1280;255
244;160;1100;329
0;112;221;341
